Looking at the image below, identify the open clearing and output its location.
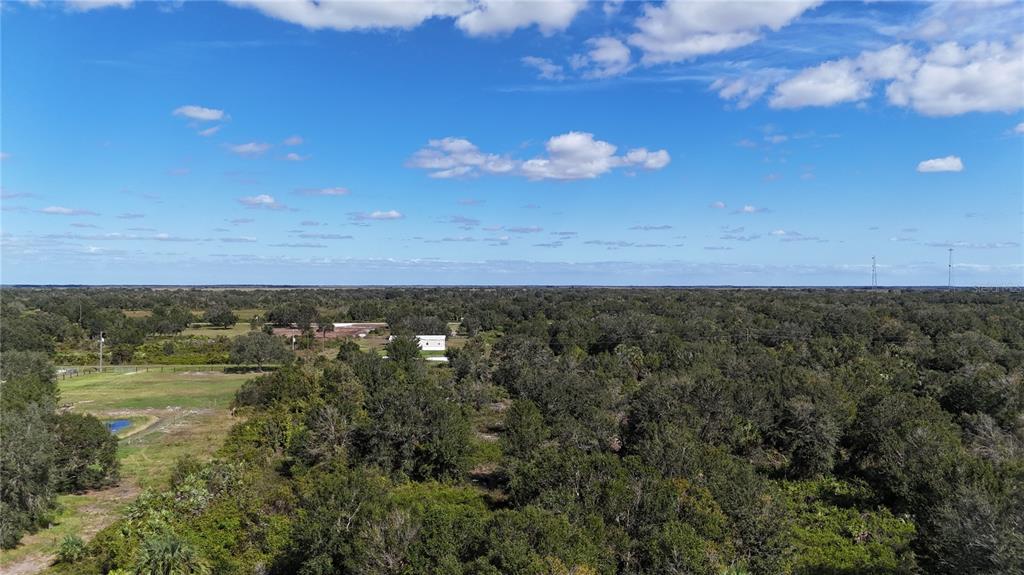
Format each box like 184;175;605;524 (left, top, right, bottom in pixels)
0;368;251;574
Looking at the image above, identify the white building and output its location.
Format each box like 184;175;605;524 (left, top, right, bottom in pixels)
415;335;446;351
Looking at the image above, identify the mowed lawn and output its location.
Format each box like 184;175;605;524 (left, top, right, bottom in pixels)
0;368;252;573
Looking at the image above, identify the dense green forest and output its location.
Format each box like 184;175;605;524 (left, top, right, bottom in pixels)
2;287;1023;574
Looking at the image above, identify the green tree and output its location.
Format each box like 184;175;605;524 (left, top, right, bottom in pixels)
229;332;291;371
52;413;119;492
502;399;547;460
203;305;238;329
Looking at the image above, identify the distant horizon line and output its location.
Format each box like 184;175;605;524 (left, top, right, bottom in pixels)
2;284;1021;291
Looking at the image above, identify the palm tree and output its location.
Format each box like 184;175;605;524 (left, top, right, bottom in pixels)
134;533;209;575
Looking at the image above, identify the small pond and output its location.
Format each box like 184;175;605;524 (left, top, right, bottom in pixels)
105;419;132;434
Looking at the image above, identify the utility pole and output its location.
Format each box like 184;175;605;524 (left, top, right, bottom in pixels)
98;331;105;372
948;248;954;289
871;256;877;288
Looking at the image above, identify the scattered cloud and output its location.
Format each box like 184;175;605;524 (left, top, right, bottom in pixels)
198;125;222;137
228;142;271;156
443;215;481;229
733;205;767;214
294;187;350;196
228;218;255;225
407;137;516;179
630;224;672;231
66;0;133;12
283;152;309;162
458;198;484;206
297;233;354;240
173;104;225;122
762;39;1023;115
0;152;9;161
116;212;145;219
39;206;99;216
1015;122;1024;134
455;0;587;37
887;38;1024;116
408;132;669;181
227;0;586;37
573;37;632;79
763;173;782;182
349;210;404;221
270;243;327;248
521;56;564;81
238;194;289;210
219;236;257;243
283;135;303;146
629;0;822;64
226;0;469;31
521;132;669;180
710;201;727;209
299;220;323;227
917;156;964;173
507;226;543;234
924;241;1019;249
167;167;191;176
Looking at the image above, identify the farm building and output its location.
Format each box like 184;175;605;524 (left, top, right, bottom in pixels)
388;334;446;351
416;335;446;351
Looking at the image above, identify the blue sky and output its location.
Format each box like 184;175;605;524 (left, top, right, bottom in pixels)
2;0;1022;286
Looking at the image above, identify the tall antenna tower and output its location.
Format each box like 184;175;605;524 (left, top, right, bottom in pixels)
871;256;877;288
947;248;954;289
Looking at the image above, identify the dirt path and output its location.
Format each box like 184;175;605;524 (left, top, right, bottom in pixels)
0;481;140;575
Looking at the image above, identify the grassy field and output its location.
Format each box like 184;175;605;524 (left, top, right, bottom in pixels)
181;323;252;337
0;368;252;574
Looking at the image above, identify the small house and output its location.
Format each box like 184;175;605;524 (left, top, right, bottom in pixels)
416;335;446;351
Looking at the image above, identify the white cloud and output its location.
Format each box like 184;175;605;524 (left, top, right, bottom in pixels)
574;37;632;79
283;152;309;162
350;210;404;221
764;39;1022;115
406;137;515;179
239;194;289;210
409;133;669;181
1015;122;1024;134
229;142;271;156
173;105;225;122
66;0;132;12
769;44;918;109
522;132;670;180
456;0;587;37
226;0;470;31
294;187;350;196
521;56;564;80
710;201;726;209
887;38;1024;116
629;0;821;64
770;59;871;109
283;135;303;146
39;206;99;216
917;156;964;173
198;125;222;137
711;71;783;109
734;204;767;214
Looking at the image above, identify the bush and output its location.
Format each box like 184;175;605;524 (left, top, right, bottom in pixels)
56;534;87;564
53;413;119;492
